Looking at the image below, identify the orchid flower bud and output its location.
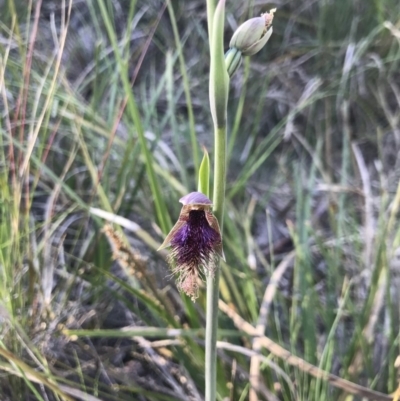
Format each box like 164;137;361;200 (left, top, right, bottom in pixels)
158;192;224;301
229;9;275;57
225;47;243;78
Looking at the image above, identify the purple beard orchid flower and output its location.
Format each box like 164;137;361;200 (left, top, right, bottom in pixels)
158;192;224;300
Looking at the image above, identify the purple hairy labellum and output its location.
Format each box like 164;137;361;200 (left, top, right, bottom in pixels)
158;192;224;301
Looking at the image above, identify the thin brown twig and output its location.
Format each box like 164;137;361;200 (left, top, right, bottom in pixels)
249;250;295;401
218;341;295;401
219;299;392;401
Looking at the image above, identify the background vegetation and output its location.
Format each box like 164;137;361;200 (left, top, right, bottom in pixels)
1;0;400;400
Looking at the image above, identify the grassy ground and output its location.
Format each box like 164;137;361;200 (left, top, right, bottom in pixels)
1;0;400;400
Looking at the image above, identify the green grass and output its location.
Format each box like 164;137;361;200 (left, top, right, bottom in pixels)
1;0;400;400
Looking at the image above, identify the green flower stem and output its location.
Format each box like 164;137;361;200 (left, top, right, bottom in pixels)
206;0;228;399
205;0;228;399
205;125;226;401
205;265;221;401
212;126;226;229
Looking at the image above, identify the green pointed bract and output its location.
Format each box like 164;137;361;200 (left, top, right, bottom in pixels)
209;0;229;129
198;148;210;197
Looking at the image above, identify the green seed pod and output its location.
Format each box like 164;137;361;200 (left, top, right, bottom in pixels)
229;9;275;56
225;47;242;77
